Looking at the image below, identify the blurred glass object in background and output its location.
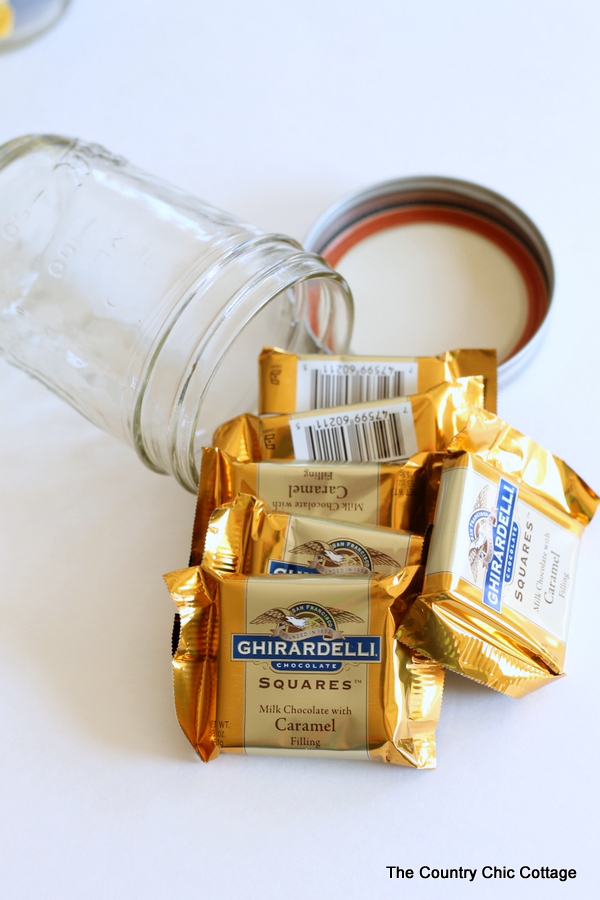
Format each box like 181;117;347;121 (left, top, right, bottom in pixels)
0;0;69;50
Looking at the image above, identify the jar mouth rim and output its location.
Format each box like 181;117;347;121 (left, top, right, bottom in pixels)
126;233;305;463
179;268;352;491
131;240;352;491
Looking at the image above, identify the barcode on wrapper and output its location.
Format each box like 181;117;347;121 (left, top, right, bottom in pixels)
295;360;418;411
290;402;419;463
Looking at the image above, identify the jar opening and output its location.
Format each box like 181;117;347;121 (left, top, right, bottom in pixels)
183;273;352;491
133;252;352;492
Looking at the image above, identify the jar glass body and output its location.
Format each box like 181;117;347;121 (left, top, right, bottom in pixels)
0;136;353;490
0;0;70;50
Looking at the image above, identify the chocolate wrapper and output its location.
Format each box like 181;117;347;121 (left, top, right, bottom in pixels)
191;447;439;563
165;564;444;767
259;346;497;414
213;376;484;464
396;408;599;697
202;493;425;576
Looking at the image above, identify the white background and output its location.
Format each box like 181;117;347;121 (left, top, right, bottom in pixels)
1;2;599;897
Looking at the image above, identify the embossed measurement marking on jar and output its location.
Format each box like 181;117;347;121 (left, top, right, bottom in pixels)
1;206;31;241
48;236;82;278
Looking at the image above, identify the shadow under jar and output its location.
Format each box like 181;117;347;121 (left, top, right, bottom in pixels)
0;136;353;491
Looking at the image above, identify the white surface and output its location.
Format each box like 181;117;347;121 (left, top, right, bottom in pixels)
342;223;529;361
1;2;600;897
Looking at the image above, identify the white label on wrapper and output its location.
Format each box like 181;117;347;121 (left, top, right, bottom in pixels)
290;402;419;464
426;465;581;643
295;359;418;411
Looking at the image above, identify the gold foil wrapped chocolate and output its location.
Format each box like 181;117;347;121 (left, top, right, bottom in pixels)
201;493;424;576
165;564;444;767
396;409;599;697
191;447;440;563
213;376;484;464
259;346;497;414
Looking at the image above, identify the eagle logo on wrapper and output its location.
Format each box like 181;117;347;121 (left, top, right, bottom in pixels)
231;602;381;672
467;480;520;612
267;539;401;575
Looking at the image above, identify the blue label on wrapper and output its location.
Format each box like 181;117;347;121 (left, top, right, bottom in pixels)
231;634;381;672
267;559;317;574
483;478;519;612
233;600;380;672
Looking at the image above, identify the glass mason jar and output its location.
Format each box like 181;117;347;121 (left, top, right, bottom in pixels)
0;135;353;491
0;0;70;50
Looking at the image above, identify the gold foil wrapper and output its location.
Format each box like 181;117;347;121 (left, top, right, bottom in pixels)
202;493;425;576
191;447;439;564
396;408;599;697
259;346;497;414
213;376;484;464
165;564;444;767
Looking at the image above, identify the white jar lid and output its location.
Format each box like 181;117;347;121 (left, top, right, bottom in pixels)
304;177;553;386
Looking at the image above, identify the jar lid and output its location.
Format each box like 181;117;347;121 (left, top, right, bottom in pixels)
304;176;554;386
